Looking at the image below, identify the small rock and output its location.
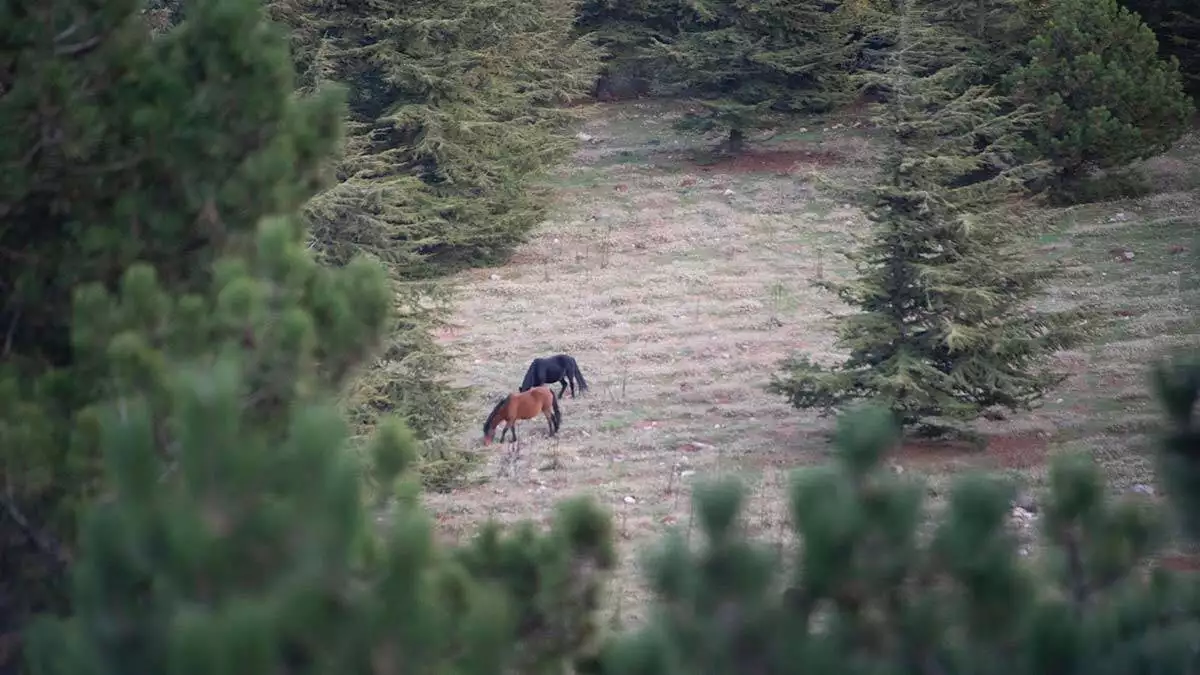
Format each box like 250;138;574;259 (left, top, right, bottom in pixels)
680;470;695;478
576;132;594;142
1130;483;1155;496
623;496;637;504
1014;493;1038;513
722;189;735;197
1019;547;1031;557
489;273;501;281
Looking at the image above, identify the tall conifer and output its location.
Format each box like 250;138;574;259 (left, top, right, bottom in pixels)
654;0;854;152
769;0;1090;436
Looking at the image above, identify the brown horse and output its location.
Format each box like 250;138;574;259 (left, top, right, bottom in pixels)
481;385;561;446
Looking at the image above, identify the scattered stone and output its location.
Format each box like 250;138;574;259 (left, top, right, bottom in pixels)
1130;483;1155;496
623;496;637;504
722;188;735;197
1014;492;1038;514
680;470;695;479
489;273;501;281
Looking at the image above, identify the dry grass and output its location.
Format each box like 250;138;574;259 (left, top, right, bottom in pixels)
421;99;1200;620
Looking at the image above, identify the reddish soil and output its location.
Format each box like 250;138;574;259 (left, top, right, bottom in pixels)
1156;553;1200;573
694;148;842;175
893;432;1049;471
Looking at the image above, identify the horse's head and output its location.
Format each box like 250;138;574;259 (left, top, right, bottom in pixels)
481;394;510;446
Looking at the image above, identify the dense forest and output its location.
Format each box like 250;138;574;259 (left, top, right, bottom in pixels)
1;0;1200;672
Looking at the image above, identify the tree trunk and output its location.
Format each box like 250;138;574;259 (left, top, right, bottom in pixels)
727;127;745;154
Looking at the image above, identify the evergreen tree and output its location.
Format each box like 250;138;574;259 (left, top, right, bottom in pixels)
575;0;697;100
23;351;616;675
1154;352;1200;543
1007;0;1194;184
266;0;603;471
653;0;854;152
278;0;603;277
923;0;1047;84
0;0;353;656
768;0;1090;436
1123;0;1200;97
595;401;1200;675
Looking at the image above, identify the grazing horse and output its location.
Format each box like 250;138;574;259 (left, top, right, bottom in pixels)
519;354;590;400
482;385;561;446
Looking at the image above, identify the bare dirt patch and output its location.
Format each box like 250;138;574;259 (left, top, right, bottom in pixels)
692;148;844;175
422;99;1200;620
893;432;1049;472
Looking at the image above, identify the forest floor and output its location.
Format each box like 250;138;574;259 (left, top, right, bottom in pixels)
422;99;1200;619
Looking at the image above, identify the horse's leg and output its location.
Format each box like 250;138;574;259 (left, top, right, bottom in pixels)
544;407;556;436
558;378;568;400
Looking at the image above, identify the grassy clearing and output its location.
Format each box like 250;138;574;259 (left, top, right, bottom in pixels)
421;98;1200;620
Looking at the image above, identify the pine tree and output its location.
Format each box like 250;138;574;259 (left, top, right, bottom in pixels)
594;401;1200;675
923;0;1047;84
265;0;603;474
768;0;1090;437
654;0;854;152
1007;0;1195;184
1122;0;1200;97
575;0;696;100
22;350;616;675
1153;352;1200;543
0;0;351;656
279;0;604;277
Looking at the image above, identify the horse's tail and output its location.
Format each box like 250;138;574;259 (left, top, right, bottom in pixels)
570;357;589;392
483;395;510;436
551;391;562;432
518;360;539;392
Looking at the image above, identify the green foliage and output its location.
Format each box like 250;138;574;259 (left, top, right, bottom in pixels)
594;401;1200;675
770;0;1091;435
267;0;604;478
1123;0;1200;96
1008;0;1195;182
0;0;353;650
575;0;696;99
1154;352;1200;543
923;0;1047;83
23;354;617;675
653;0;855;151
279;0;604;276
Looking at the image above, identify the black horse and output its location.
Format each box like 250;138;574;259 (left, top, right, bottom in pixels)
518;354;590;400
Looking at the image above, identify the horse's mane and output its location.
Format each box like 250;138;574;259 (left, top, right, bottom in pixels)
519;359;541;391
482;394;511;435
